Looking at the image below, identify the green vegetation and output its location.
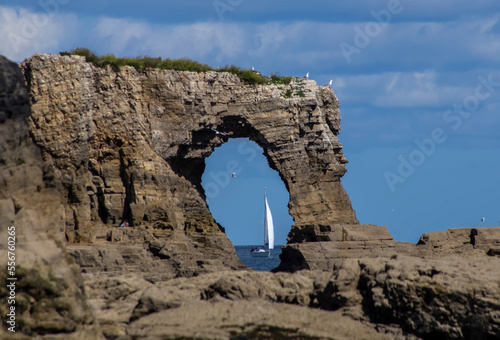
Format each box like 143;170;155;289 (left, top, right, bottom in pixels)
217;65;267;85
280;78;307;98
270;72;293;85
60;48;293;86
60;47;212;73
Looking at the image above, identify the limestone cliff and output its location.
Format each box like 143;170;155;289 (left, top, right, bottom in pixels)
17;53;361;277
2;53;500;340
0;55;102;339
22;53;357;237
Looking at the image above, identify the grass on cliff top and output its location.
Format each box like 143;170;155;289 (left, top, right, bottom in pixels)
60;48;292;85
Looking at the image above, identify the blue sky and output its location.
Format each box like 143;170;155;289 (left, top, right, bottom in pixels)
1;1;499;245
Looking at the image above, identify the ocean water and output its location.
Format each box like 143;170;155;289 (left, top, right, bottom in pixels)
235;245;282;271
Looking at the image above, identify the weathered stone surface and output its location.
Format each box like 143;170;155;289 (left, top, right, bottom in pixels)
21;53;358;243
417;227;500;256
356;256;500;339
82;257;500;340
128;300;390;340
3;52;500;340
287;223;394;243
277;224;419;271
90;269;389;339
278;225;500;271
68;229;243;281
0;55;103;339
14;53;367;280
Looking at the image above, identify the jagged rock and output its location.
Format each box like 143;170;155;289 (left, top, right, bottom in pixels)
2;52;500;340
0;55;103;339
20;53;357;243
82;275;153;338
417;227;500;256
278;225;500;271
86;257;500;339
128;300;390;340
102;270;389;339
356;256;500;339
277;224;419;271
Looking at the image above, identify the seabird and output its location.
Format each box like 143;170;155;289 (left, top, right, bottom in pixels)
328;80;333;86
251;67;255;71
231;172;236;178
305;72;309;79
210;128;227;136
481;217;486;222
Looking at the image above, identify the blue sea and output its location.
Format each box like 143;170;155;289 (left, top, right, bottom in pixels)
235;245;282;271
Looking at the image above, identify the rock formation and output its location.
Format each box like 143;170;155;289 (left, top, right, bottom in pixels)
123;256;500;340
18;53;365;278
0;55;102;339
1;53;500;339
23;53;357;233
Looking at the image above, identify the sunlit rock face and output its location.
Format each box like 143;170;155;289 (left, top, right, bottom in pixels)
19;53;358;273
3;54;500;340
0;55;101;339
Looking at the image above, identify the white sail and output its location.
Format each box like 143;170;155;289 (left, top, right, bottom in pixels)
251;188;275;257
264;195;274;250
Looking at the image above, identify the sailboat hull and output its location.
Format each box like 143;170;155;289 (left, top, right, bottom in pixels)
250;250;270;257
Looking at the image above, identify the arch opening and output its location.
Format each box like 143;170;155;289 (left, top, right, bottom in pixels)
201;138;293;270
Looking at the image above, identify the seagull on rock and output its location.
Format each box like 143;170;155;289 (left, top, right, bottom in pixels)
328;80;333;86
305;72;309;79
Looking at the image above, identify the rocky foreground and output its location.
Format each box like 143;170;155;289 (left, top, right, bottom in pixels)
1;54;499;339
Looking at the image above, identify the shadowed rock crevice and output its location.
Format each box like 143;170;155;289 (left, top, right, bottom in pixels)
119;149;136;225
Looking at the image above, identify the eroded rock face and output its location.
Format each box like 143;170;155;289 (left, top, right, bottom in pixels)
17;53;361;276
4;53;500;339
82;257;500;340
417;227;500;256
0;56;102;339
21;54;357;238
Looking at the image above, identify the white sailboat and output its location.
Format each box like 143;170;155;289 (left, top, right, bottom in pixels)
250;187;274;257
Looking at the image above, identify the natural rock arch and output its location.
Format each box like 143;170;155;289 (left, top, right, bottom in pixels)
5;54;500;340
145;71;360;232
24;54;357;237
21;53;358;274
201;136;294;246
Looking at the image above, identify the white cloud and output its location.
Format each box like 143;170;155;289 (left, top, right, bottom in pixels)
335;71;497;110
91;18;248;62
2;6;496;78
0;5;498;151
374;71;441;108
333;77;346;89
0;6;80;62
